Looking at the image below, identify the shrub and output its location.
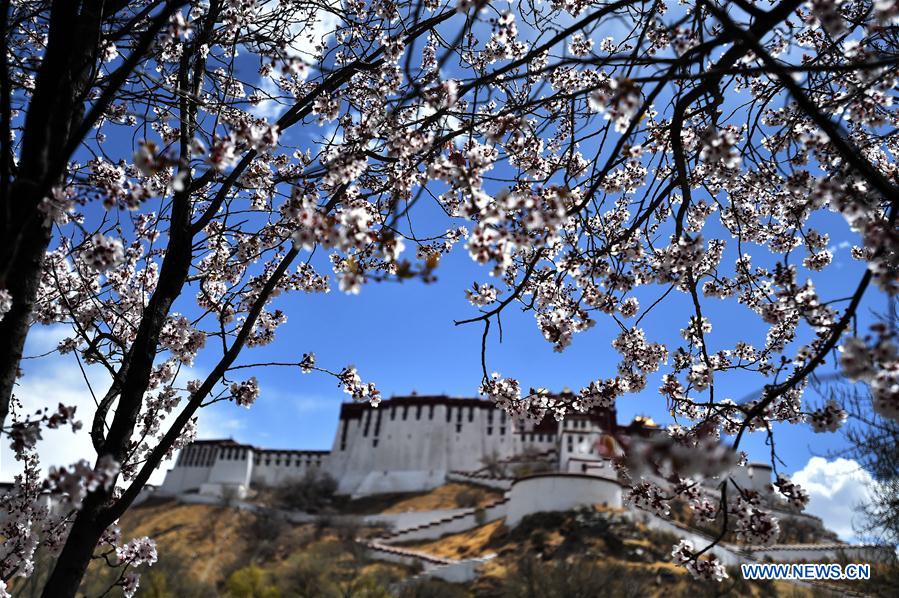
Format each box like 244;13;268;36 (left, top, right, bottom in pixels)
273;469;338;513
454;487;482;508
225;565;280;598
501;556;651;597
398;579;472;597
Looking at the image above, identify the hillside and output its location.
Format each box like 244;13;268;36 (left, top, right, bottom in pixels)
21;483;891;597
401;507;807;597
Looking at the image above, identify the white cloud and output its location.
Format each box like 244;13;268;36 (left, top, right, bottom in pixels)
248;5;341;120
792;457;876;541
0;326;246;487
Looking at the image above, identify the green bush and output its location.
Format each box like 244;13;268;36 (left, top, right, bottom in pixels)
225;565;280;598
273;469;338;513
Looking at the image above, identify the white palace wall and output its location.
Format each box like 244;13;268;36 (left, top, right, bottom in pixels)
250;450;328;487
326;398;556;496
159;441;220;495
158;396;634;498
505;474;624;527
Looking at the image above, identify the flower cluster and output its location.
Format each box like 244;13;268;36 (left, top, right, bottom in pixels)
839;329;899;421
82;234;125;271
730;495;780;546
44;455;120;508
338;366;381;406
0;289;10;322
806;398;849;432
466;282;500;307
110;536;158;597
774;474;810;510
116;536;158;567
230;377;260;408
626;480;671;517
671;540;729;582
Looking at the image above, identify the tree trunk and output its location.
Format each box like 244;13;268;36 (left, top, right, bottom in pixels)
0;197;51;427
39;494;106;598
0;0;103;431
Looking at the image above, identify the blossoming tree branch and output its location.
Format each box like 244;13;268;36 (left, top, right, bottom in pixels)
0;0;897;595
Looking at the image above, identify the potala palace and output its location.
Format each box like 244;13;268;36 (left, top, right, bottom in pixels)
158;393;772;499
156;394;892;578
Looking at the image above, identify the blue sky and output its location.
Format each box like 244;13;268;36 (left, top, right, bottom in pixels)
6;233;878;470
211;227;879;471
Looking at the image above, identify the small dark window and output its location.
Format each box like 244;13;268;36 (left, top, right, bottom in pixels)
456;424;462;433
487;427;493;435
373;439;379;447
415;405;422;420
402;406;408;421
468;407;474;422
500;427;506;435
428;405;435;420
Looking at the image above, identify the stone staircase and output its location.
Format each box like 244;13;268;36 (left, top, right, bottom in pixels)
360;494;510;583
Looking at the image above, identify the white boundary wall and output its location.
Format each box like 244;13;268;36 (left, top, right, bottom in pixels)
505;474;623;527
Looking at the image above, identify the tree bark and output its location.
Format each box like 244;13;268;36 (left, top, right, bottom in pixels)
0;201;52;427
0;0;104;430
39;493;107;598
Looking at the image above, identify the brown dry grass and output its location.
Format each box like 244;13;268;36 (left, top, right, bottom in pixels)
407;519;507;559
118;500;253;584
114;498;406;590
379;482;500;513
